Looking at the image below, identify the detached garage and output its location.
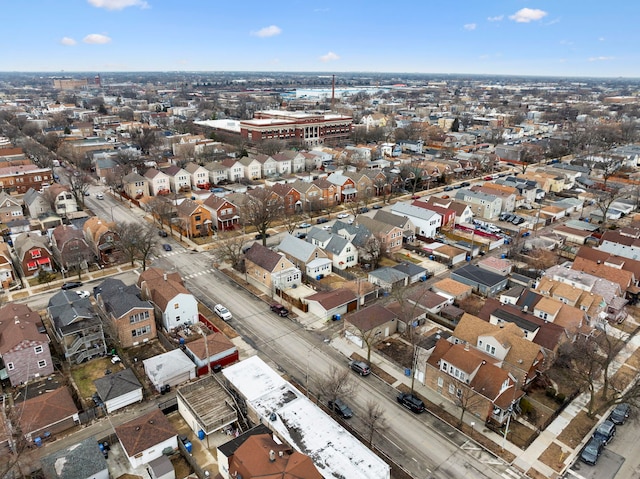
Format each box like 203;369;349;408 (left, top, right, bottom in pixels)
94;368;143;414
144;349;196;393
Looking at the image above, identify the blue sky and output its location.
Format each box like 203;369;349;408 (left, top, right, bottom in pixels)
1;0;638;77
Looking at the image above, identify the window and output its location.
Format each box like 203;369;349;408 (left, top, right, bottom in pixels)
31;249;42;259
456;389;462;398
38;360;47;369
174;303;179;309
34;345;43;354
437;377;443;387
132;326;151;337
7;362;14;371
448;384;455;395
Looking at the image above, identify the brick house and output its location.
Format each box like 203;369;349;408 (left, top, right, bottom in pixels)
202;195;240;231
243;243;301;295
175;199;212;238
355;216;404;253
51;224;94;272
0;303;53;386
95;278;156;348
0;242;16;289
270;183;302;215
0;164;53;194
327;172;357;203
83;217;123;265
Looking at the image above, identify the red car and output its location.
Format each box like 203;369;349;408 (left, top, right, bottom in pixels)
484;176;493;180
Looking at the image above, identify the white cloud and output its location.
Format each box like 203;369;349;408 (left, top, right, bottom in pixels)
463;23;476;31
320;51;340;62
60;37;77;46
487;15;504;22
588;56;614;62
251;25;282;38
599;37;606;41
83;34;112;44
87;0;149;10
509;8;548;23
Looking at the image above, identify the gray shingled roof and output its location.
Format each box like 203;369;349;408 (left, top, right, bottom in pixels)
94;368;142;401
369;267;409;284
97;277;152;318
325;234;349;255
278;234;318;262
452;264;507;287
47;291;95;330
41;437;107;479
392;262;427;277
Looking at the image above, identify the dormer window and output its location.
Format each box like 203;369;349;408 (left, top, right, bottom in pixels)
31;249;42;259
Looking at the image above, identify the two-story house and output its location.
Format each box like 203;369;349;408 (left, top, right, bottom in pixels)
123;172;149;199
137;267;198;331
23;188;53;219
45;184;78;218
221;158;245;182
271;183;302;215
144;168;171;196
327;172;357;203
203;161;229;185
0;242;16;289
344;171;375;200
390;203;442;240
253;154;277;178
83;217;123;265
244;243;301;295
95;278;156;348
175;199;212;238
354;216;404;253
51;224;94;272
277;234;332;278
184;162;210;190
0;303;54;386
162;165;191;193
0;191;24;224
203;195;240;231
271;153;293;176
454;189;502;220
238;156;262;181
14;232;54;278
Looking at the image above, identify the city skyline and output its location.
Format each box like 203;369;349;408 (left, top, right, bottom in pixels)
1;0;639;78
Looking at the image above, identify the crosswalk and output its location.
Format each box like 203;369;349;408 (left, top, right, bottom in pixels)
183;269;216;280
500;467;523;479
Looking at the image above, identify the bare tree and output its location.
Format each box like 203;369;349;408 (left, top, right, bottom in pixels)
147;196;175;230
345;320;385;364
361;400;388;447
592;185;626;229
65;170;91;207
316;365;356;405
241;188;284;246
213;230;246;270
518;143;544;174
257;139;285;156
131;128;159;155
359;235;382;270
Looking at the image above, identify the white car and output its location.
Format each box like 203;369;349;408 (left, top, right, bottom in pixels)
298;223;312;229
76;290;91;299
336;213;349;219
214;304;232;321
96;193;104;200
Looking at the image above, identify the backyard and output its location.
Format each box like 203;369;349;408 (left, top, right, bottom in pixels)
70;357;125;402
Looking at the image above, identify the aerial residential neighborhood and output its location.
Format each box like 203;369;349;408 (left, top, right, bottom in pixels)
1;4;640;479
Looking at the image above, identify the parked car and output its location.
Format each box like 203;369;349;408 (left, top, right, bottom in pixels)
162;244;172;251
336;213;349;219
158;230;168;237
580;437;604;466
76;290;90;299
358;207;369;214
295;232;307;239
349;360;371;376
84;191;91;196
609;403;631;425
214;304;232;321
411;195;420;200
397;392;425;413
372;204;382;209
444;186;454;191
254;233;271;240
316;217;329;224
298;223;312;229
484;176;493;181
96;193;104;200
328;398;353;419
61;281;83;290
460;182;471;187
453;184;463;189
593;420;616;445
270;304;289;317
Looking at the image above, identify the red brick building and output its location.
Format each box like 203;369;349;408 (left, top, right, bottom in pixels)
0;164;53;194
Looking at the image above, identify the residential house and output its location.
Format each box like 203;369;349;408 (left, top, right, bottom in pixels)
327;172;357;203
41;437;109;479
431;278;473;301
310;230;358;270
450;264;508;296
0;191;24;223
271;183;302;215
115;409;177;468
304;288;357;321
183;332;239;376
51;224;94;272
143;349;195;393
412;201;456;230
244;243;302;294
355;216;404;253
344;171;375;199
202;195;240;231
391;202;442;239
238;156;262;181
0;242;16;289
253;154;278;178
425;339;523;426
16;387;79;441
162;165;191;193
404;285;453;316
312;177;339;208
454;189;502;220
203;161;229;185
271;152;294;175
94;368;143;414
471;183;517;212
14;232;54;278
0;303;53;386
277;234;332;278
368;267;409;291
221;158;244;182
45;184;78;218
137;268;199;331
392;262;429;284
123;172;149;199
477;256;513;276
184;162;210;190
174;199;211;238
47;290;107;364
83;217;122;265
345;304;398;348
23;188;53;219
95;278;156;348
144;168;171;196
373;209;416;243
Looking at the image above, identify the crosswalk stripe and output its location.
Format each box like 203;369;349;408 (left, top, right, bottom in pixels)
501;468;522;479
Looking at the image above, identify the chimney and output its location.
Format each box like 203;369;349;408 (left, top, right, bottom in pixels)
269;450;276;462
163;273;167;281
464;342;470;351
278;451;283;458
14;316;19;324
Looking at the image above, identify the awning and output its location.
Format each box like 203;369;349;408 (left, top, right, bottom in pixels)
36;258;50;265
342;188;358;195
27;261;37;269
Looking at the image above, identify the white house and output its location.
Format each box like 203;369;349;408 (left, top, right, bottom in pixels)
115;409;178;468
391;203;442;238
162;165;191;193
238;156;262;180
184;162;210;189
204;161;229;185
144;168;171;196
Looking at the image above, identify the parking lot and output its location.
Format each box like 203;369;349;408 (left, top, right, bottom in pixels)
568;448;624;479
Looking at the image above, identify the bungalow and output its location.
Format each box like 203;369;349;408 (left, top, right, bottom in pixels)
450;264;508;297
304;288;357;321
244;243;302;295
115;409;177;468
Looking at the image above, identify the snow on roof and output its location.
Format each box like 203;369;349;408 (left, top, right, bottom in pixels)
223;356;390;479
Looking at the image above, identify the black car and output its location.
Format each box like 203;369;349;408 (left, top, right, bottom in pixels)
328;398;353;419
593;420;616;445
158;230;168;237
349;360;371;376
443;186;454;191
358;207;369;214
580;437;604;466
316;217;329;224
162;243;172;251
295;232;307;239
270;304;289;317
397;393;425;413
372;204;383;209
609;403;631;425
460;181;471;187
254;233;271;240
61;281;83;290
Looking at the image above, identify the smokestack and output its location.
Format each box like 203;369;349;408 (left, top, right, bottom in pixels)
331;74;335;112
269;450;276;462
